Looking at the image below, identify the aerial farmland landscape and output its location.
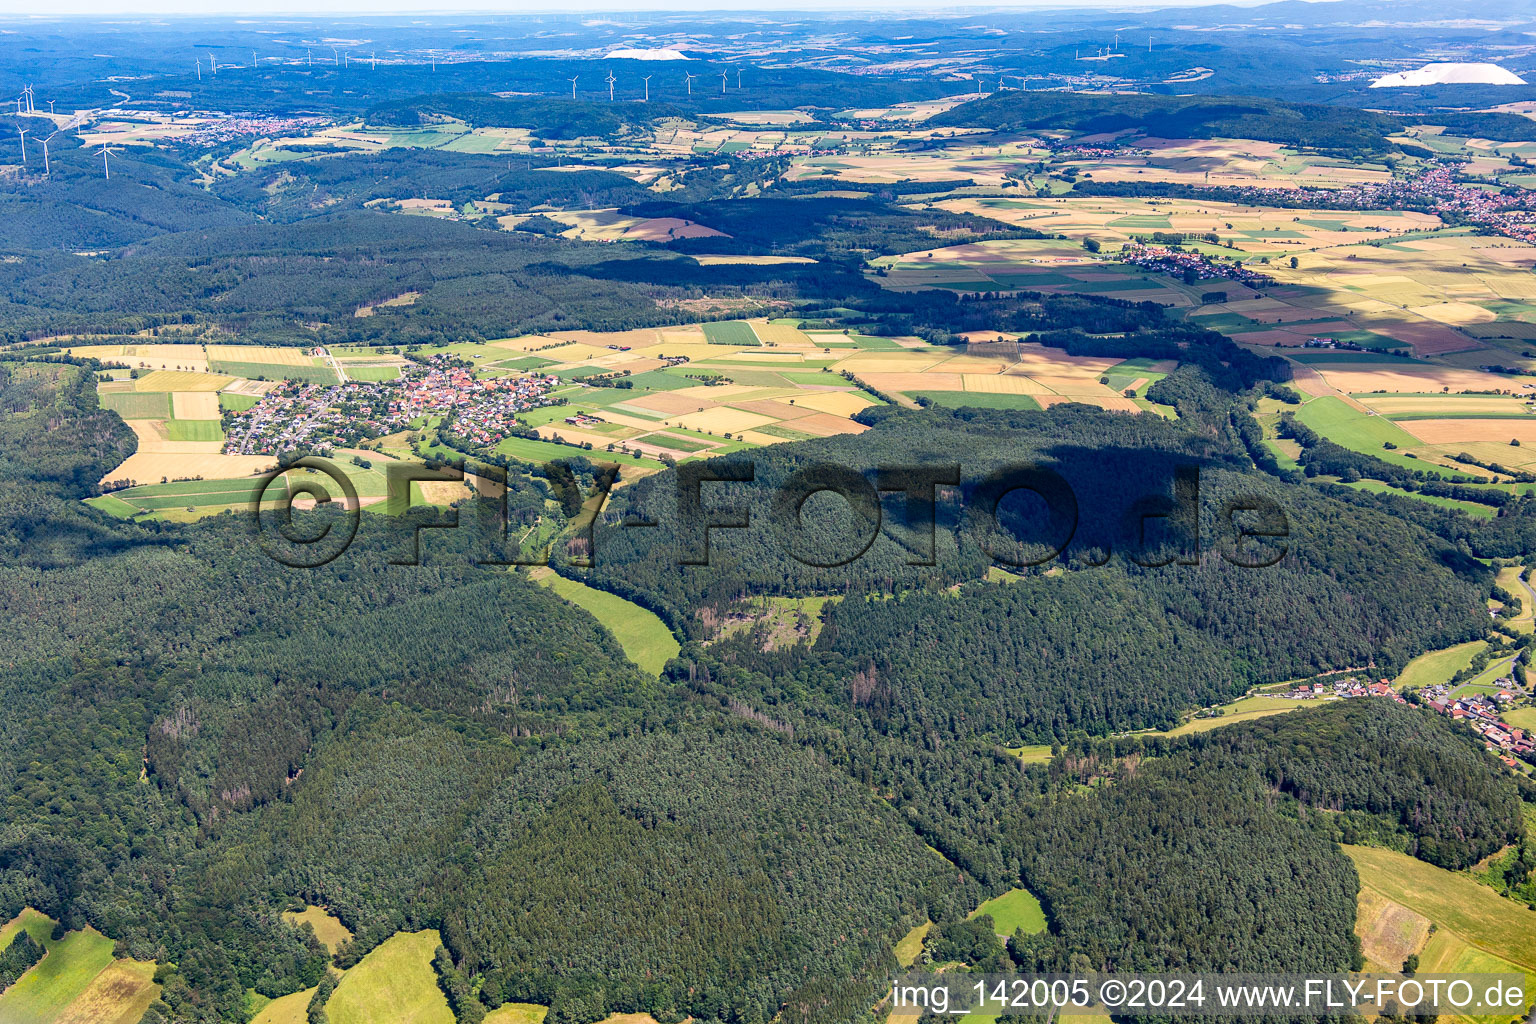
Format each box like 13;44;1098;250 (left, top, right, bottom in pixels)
6;1;1536;1023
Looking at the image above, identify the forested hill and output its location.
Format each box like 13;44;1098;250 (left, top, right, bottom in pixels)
928;92;1406;154
589;404;1487;735
0;361;1528;1024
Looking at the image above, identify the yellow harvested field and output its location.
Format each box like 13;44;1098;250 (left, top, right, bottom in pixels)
666;407;778;434
963;374;1052;395
546;328;669;349
53;959;160;1024
123;420;219;454
861;372;965;392
625;391;722;415
1405;301;1498;325
931;355;1011;374
1356;395;1534;415
1031;375;1119;397
789;412;870;436
1398;419;1536;445
104;452;277;486
789;391;876;416
488;335;569;353
752;322;811;345
1010;344;1120;376
1315;366;1536;394
1356;887;1432;973
171;391;221;419
134;370;233;392
536;343;613;363
832;352;946;373
206;345;314;366
416;479;476;505
65;343;211;372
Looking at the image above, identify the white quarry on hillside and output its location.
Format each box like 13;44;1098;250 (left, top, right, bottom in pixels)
1370;62;1526;87
604;48;689;61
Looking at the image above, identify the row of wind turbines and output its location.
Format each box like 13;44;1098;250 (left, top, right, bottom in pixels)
567;66;744;101
12;84;116;178
196;48;448;80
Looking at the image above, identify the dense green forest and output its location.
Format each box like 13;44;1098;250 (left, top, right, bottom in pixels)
1;355;1528;1024
929;92;1406;153
4;21;1536;1023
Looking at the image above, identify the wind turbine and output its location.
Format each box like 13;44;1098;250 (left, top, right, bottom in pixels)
642;74;651;101
15;127;26;165
344;52;350;68
736;68;742;89
47;100;54;114
719;70;727;94
252;51;257;69
24;86;34;113
98;144;119;179
307;49;312;66
39;136;49;176
605;70;616;101
431;56;436;71
195;59;201;81
371;52;377;70
332;47;339;65
209;53;217;74
683;71;696;96
567;74;578;98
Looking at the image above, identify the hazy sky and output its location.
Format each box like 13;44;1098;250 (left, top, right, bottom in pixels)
0;0;1303;17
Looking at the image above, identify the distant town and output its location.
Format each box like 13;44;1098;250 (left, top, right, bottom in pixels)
222;355;561;455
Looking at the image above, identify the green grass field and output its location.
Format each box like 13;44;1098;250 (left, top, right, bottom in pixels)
1339;479;1498;519
164;419;225;442
494;435;653;468
209;360;339;385
326;930;454;1024
84;494;143;518
969;888;1047;937
251;986;316;1024
1346;845;1536;971
1164;694;1308;736
1292;396;1429;472
0;924;118;1024
894;921;931;968
1004;744;1054;763
534;571;680;675
220;393;262;412
98;391;171;418
909;391;1042;411
1347;845;1536;1024
1395;640;1486;690
345;365;401;381
1502;706;1536;731
483;1004;549;1024
701;321;761;346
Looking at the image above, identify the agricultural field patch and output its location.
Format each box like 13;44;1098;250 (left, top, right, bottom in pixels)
701;321;762;346
0;925;118;1024
64;343;210;372
969;888;1048;938
325;930;454;1024
281;907;353;955
98;391;171;418
132;370;233;393
533;570;680;675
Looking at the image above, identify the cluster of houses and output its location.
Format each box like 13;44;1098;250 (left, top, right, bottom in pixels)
1417;682;1533;767
1182;165;1536;246
1280;677;1405;703
223;356;561;454
1118;240;1272;286
1277;675;1534;769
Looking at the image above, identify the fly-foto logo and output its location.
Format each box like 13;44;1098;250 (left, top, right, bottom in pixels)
251;456;1290;570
